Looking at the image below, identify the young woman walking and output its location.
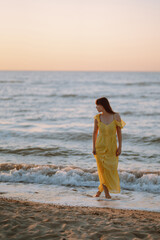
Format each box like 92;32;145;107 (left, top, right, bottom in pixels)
93;97;126;199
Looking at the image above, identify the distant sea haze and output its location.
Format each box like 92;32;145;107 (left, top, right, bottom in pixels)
0;71;160;212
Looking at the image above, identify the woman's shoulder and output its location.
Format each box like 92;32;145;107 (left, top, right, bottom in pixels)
114;112;121;122
114;113;126;129
94;114;100;121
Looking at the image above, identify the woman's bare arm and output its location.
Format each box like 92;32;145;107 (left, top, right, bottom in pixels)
92;119;98;155
115;113;122;156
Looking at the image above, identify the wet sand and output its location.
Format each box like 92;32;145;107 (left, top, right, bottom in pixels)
0;197;160;240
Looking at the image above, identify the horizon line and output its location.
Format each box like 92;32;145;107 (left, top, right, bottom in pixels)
0;70;160;73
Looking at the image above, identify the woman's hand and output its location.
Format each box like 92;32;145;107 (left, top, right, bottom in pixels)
92;149;96;155
116;146;121;156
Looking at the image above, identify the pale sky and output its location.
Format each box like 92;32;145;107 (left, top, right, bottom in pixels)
0;0;160;71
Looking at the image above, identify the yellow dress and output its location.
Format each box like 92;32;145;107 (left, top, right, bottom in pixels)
94;114;126;193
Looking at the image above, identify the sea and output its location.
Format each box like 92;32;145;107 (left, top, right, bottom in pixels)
0;71;159;212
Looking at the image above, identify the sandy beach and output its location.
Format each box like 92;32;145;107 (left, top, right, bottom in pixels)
0;197;159;240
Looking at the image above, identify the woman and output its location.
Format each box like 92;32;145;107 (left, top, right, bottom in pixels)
93;97;126;199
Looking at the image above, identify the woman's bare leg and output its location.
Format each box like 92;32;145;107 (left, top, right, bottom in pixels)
102;184;111;199
95;190;101;197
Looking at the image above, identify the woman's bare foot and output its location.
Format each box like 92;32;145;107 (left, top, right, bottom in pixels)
95;191;101;197
105;194;111;199
102;184;111;199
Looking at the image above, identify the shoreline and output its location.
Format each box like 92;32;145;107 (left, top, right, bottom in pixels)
1;195;160;213
0;197;160;240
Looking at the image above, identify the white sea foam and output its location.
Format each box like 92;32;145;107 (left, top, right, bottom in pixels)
0;164;159;194
119;171;160;193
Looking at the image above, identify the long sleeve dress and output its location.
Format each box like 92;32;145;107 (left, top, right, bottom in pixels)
94;114;126;193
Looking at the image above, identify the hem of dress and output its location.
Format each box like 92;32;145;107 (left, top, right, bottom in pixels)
109;191;121;194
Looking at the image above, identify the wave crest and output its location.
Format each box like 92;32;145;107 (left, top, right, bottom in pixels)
0;163;159;193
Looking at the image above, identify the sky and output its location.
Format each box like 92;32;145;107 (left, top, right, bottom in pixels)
0;0;160;71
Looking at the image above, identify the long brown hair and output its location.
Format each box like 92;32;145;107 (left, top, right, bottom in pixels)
96;97;116;114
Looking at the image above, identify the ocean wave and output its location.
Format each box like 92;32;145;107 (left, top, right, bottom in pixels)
122;111;133;116
60;94;90;99
45;93;84;98
122;134;160;146
119;170;160;193
0;80;23;83
0;163;98;188
0;147;87;157
0;131;92;142
125;81;160;86
37;132;92;141
0;163;159;193
0;97;13;101
61;94;77;98
122;111;160;116
131;136;160;145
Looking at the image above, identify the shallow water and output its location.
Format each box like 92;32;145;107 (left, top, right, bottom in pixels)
0;71;160;211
